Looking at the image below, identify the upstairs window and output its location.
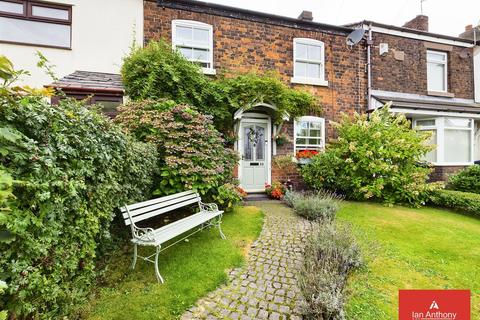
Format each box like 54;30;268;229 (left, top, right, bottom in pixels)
172;20;215;75
427;50;448;92
291;38;328;86
294;116;325;152
0;0;72;49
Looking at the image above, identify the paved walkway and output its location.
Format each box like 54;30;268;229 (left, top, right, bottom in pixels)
181;201;311;320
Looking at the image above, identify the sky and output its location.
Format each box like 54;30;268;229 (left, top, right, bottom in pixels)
204;0;480;37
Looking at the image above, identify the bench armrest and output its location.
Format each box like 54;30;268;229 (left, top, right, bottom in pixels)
133;226;155;242
200;201;219;212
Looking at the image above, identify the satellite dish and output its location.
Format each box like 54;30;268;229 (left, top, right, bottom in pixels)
346;28;365;46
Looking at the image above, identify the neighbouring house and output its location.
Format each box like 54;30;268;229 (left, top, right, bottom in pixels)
0;0;143;112
348;16;480;180
144;0;368;191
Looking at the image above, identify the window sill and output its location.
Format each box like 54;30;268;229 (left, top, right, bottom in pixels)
427;91;455;98
202;68;217;75
291;77;328;87
431;162;473;166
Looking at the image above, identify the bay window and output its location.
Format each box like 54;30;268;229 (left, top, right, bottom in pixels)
294;116;325;152
0;0;72;49
172;19;215;75
427;50;448;92
414;117;474;165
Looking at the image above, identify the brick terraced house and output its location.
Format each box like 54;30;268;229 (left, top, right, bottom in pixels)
145;0;480;189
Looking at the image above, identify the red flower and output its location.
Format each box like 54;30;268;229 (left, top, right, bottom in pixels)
296;150;319;159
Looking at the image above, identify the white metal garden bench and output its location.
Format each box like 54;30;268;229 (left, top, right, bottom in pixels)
121;190;225;283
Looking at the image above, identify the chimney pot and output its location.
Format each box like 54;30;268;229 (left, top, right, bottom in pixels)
298;10;313;21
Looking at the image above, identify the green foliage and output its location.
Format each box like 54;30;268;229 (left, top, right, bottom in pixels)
121;41;320;131
288;191;341;222
299;223;361;320
0;281;6;320
302;106;436;206
115;100;238;198
446;165;480;194
212;183;246;210
0;87;157;317
429;189;480;217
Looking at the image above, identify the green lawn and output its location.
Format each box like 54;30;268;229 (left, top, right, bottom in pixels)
338;202;480;319
77;206;264;320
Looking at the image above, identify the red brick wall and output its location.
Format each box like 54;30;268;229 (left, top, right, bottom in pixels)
143;1;367;142
371;33;474;99
430;165;466;182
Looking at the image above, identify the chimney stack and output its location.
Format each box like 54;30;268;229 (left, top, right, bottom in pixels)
298;10;313;22
402;15;429;32
459;24;479;40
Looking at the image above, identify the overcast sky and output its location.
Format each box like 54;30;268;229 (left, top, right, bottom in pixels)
205;0;480;37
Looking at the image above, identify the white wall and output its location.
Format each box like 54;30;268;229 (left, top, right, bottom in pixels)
0;0;143;88
475;46;480;103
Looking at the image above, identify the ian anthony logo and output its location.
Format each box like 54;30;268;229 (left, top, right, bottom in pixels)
411;300;458;320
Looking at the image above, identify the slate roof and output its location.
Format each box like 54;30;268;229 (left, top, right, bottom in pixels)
49;71;124;93
372;91;480;114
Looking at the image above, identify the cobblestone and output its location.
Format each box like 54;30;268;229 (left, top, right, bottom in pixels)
181;201;311;320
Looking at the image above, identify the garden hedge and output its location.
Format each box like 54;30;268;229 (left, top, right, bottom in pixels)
0;92;157;318
446;165;480;194
429;189;480;217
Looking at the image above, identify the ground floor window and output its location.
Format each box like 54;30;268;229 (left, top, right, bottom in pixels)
414;117;474;165
294;116;325;153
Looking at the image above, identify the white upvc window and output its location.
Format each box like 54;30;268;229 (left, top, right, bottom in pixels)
294;116;325;152
171;20;215;75
427;50;448;92
291;38;328;86
414;117;474;165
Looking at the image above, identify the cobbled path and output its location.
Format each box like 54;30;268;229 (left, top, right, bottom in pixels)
181;201;311;320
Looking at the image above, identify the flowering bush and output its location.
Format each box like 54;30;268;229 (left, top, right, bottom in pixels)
301;106;436;206
265;182;287;199
296;150;319;159
115;100;238;198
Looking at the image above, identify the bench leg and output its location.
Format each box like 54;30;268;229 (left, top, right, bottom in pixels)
131;243;138;270
217;216;226;240
154;245;165;284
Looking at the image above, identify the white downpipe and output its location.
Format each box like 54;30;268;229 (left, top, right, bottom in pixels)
367;24;373;110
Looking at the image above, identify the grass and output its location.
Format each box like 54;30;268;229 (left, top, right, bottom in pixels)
337;202;480;319
77;206;264;320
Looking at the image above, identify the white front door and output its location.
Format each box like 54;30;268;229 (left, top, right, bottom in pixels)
239;119;270;191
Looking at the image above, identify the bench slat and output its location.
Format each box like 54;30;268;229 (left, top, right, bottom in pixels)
125;197;200;225
122;193;200;219
121;190;196;212
132;210;223;245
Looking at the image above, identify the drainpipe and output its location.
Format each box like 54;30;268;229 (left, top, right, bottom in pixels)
367;23;373;110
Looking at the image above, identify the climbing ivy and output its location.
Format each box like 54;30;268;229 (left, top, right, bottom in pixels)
121;40;321;132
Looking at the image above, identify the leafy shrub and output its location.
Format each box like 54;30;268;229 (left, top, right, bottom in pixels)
0;91;157;317
299;224;361;320
294;197;338;222
429;189;480;217
0;281;6;320
302;106;436;206
447;165;480;194
212;183;247;210
283;189;304;208
115;100;238;198
122;41;319;132
265;181;286;199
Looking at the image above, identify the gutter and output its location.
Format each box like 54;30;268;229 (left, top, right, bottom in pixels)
46;85;124;95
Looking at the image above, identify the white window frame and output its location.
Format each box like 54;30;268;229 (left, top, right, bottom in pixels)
291;38;328;87
171;19;216;75
293;116;326;153
414;117;474;166
426;50;448;93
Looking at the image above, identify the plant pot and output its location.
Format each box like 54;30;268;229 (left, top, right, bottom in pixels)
297;158;312;165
